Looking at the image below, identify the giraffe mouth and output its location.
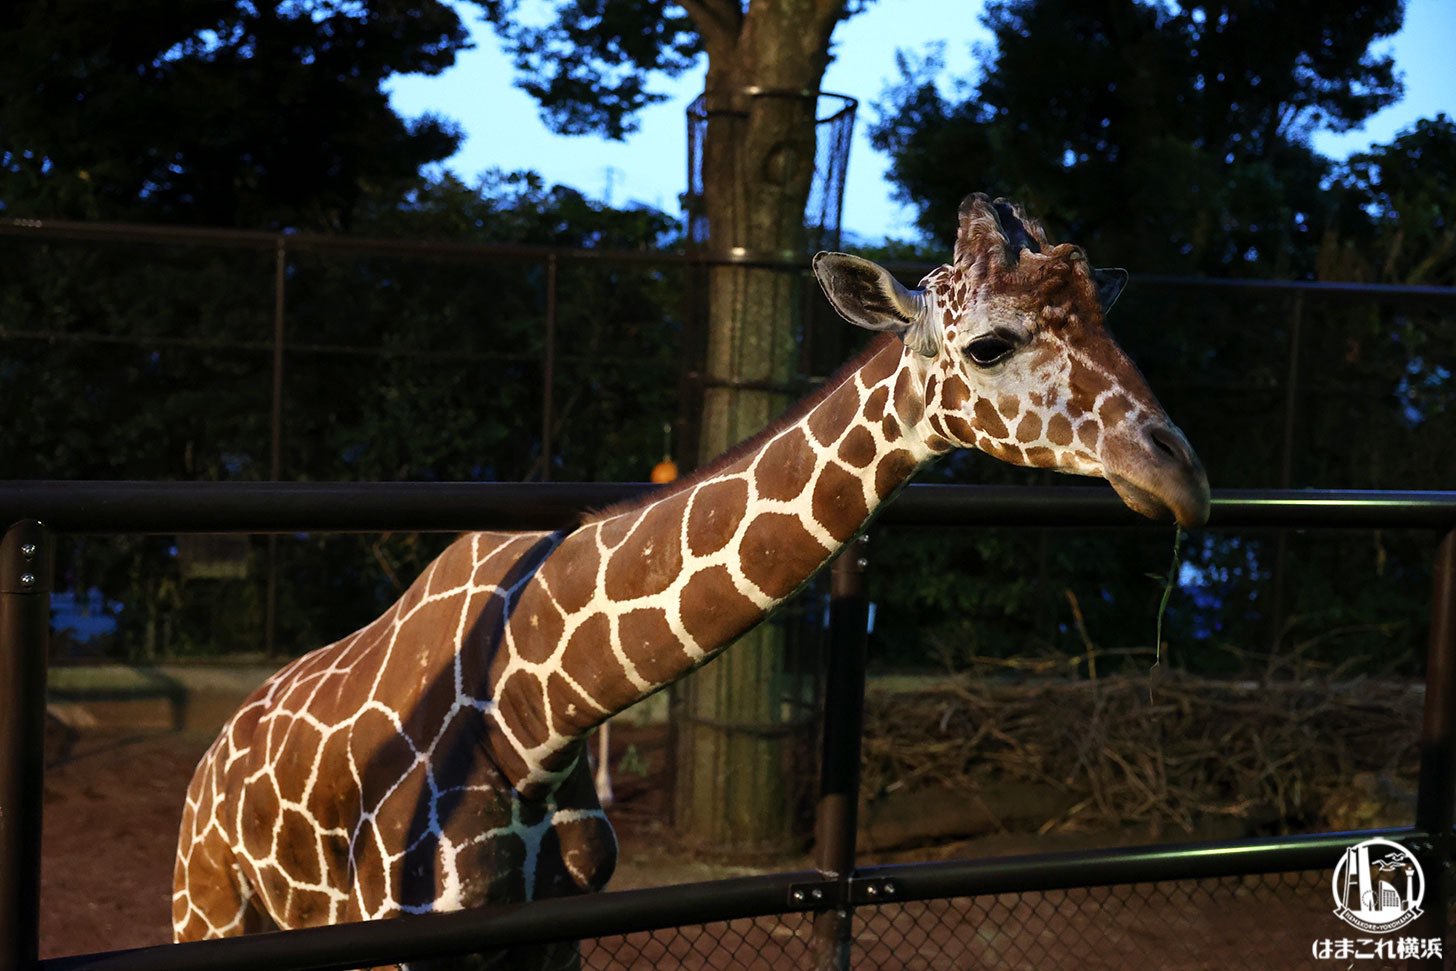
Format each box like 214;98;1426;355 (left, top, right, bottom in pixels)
1107;470;1211;529
1102;421;1211;529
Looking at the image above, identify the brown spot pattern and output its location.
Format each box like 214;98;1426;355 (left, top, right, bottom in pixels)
945;413;977;442
812;463;870;543
496;670;551;750
1067;358;1114;412
1016;413;1043;443
973;398;1008;439
1047;414;1074;446
740;513;829;600
874;450;918;499
680;565;760;649
837;426;876;468
618;608;687;686
1099;395;1133;428
240;777;279;859
353;825;387;916
686;478;748;557
892;368;923;425
558;613;636;714
859;338;901;385
939;374;971;412
757;427;816;500
603;492;688;600
277;809;322;885
545;671;598;737
544;533;599;615
862;386;889;423
808;381;858;446
506;586;565;664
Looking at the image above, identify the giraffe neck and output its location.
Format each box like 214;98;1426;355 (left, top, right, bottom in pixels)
486;335;942;795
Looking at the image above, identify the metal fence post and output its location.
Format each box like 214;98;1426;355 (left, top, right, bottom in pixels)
1268;290;1304;652
1415;529;1456;967
0;520;53;971
540;254;558;481
813;533;870;971
265;235;287;658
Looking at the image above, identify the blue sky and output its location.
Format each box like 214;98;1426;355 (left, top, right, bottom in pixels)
388;0;1456;242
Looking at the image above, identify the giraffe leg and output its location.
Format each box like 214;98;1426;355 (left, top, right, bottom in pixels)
593;721;613;807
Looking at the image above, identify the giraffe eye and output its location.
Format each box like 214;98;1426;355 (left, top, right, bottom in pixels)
965;335;1016;367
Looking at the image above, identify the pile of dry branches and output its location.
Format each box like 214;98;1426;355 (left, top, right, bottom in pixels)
861;668;1421;836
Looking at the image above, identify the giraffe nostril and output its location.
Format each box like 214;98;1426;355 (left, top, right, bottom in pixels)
1146;425;1188;467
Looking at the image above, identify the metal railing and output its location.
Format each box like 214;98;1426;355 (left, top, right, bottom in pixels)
2;482;1455;970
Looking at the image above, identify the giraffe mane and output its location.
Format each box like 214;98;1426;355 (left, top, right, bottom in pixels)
993;242;1104;332
951;194;1102;333
953;192;1054;274
992;199;1049;256
580;333;901;526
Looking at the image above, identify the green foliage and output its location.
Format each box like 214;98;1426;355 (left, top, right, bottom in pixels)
0;0;467;227
1324;115;1456;286
475;0;703;140
871;0;1402;275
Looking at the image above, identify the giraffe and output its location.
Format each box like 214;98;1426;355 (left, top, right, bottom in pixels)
172;194;1210;970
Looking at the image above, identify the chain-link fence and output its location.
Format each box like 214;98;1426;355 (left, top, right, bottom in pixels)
573;868;1453;970
585;912;818;970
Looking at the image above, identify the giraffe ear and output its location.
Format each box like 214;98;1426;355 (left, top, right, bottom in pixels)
812;252;939;357
1093;268;1128;313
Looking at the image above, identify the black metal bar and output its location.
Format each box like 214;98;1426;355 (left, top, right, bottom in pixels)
1415;529;1456;964
1;483;1455;536
540;255;557;481
1269;292;1304;652
887;486;1456;530
0;217;803;271
38;869;824;971
813;534;870;971
0;521;52;971
266;237;287;658
0;481;643;534
5;216;1456;301
855;828;1429;904
270;237;286;481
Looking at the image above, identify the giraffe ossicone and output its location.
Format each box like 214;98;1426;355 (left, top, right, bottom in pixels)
173;193;1209;970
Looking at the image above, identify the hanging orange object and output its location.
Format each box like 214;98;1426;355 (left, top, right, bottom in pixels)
650;421;679;483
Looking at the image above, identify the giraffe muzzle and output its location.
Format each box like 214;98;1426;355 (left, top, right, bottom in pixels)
1107;423;1211;529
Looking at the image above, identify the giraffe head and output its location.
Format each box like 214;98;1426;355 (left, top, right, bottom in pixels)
813;192;1210;527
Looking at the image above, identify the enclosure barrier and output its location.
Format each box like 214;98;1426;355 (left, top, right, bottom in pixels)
2;482;1454;970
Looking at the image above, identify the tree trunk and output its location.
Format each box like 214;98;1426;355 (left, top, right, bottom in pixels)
673;0;842;857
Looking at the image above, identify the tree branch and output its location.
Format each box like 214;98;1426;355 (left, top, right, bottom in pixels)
679;0;741;55
808;0;849;49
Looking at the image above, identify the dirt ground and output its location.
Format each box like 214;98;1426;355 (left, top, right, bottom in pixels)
38;723;1402;970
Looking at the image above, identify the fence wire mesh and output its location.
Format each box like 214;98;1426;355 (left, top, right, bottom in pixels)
579;870;1452;970
584;911;817;970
